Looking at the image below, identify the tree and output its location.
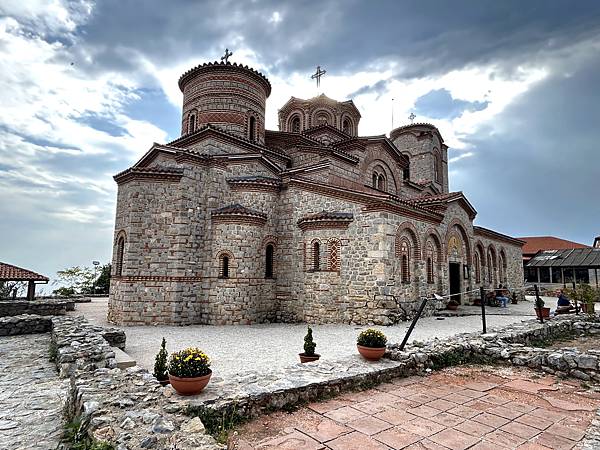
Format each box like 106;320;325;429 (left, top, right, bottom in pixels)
0;281;26;299
53;266;95;297
94;264;111;295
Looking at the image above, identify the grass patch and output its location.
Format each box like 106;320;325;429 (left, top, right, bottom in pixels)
63;417;115;450
430;352;496;371
185;404;246;444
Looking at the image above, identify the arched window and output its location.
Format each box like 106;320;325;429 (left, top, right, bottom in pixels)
188;114;196;134
372;172;378;188
248;116;256;141
474;252;481;284
403;167;410;181
377;174;386;191
343;118;351;135
426;241;436;284
312;241;320;271
115;236;125;276
265;244;274;279
328;239;340;272
316;112;328;125
219;255;230;278
291;115;301;133
397;239;411;283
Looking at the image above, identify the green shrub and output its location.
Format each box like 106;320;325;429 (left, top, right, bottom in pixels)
168;347;211;378
153;337;168;381
564;284;599;314
357;328;387;348
303;326;317;356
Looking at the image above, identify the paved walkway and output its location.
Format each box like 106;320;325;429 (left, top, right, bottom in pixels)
71;298;540;379
231;365;600;449
0;334;68;450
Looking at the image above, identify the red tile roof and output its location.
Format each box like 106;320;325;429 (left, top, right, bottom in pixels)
518;236;591;255
0;262;49;281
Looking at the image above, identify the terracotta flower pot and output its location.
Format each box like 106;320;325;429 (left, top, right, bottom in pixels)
357;345;386;361
168;370;212;396
535;307;550;318
299;353;321;363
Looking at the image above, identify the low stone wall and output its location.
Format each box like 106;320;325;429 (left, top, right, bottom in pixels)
0;314;52;336
0;299;75;317
51;316;126;377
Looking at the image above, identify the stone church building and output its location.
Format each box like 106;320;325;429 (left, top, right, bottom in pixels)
108;61;524;326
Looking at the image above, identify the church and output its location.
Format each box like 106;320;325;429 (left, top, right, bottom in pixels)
108;59;524;326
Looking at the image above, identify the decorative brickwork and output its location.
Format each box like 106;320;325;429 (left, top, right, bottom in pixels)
108;60;524;326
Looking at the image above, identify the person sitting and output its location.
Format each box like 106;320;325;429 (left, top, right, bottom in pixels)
556;290;574;314
495;284;510;308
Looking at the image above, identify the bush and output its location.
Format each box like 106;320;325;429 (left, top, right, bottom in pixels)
153;337;168;381
168;347;211;378
303;326;317;356
357;329;387;348
564;284;599;314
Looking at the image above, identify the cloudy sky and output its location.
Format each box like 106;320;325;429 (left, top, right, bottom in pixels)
1;0;599;285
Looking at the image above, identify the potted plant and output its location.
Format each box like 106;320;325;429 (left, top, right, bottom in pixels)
571;284;597;314
168;347;212;396
153;337;169;386
446;299;459;310
357;328;387;361
534;296;550;318
299;326;320;363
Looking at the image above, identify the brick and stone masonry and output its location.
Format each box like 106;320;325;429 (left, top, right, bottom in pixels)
108;60;525;326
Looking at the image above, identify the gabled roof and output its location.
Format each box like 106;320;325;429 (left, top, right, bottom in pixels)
526;248;600;268
518;236;591;255
0;262;48;282
410;191;477;220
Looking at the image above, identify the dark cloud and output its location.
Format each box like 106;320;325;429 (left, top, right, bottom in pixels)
453;49;600;245
415;89;488;120
75;0;600;80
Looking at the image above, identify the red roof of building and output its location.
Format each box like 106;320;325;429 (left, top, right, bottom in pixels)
0;262;49;282
517;236;591;255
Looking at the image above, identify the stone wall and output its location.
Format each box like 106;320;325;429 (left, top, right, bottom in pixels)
0;314;52;335
0;299;74;316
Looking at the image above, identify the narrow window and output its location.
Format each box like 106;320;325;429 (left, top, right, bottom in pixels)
219;255;230;278
434;154;440;182
427;257;434;284
116;236;125;276
313;242;320;271
372;172;378;188
378;174;385;191
291;116;301;132
265;244;274;279
487;254;493;283
188;114;196;133
401;255;409;283
475;253;481;283
343;118;351;134
403;167;410;181
249;116;256;141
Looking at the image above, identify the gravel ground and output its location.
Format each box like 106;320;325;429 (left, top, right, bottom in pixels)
71;297;548;379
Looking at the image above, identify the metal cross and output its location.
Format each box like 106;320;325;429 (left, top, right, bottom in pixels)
221;48;233;63
408;112;416;123
311;65;327;88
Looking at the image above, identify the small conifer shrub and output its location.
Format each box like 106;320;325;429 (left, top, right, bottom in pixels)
303;326;317;356
153;337;169;382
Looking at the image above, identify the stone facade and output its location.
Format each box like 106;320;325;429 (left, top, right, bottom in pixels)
109;60;524;326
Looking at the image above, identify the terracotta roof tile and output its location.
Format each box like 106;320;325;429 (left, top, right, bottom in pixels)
211;204;267;219
0;262;48;281
518;236;591;255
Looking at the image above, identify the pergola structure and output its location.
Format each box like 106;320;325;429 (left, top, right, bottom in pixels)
525;248;600;287
0;262;49;300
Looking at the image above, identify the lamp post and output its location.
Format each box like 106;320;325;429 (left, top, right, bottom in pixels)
92;261;100;295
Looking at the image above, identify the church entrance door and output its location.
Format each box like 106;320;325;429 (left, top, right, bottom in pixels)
449;262;461;303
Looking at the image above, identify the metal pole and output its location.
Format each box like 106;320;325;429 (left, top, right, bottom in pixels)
534;284;544;324
480;287;487;334
399;297;428;351
572;280;579;315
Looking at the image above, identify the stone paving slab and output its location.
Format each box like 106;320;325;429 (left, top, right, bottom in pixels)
230;365;600;449
0;334;68;450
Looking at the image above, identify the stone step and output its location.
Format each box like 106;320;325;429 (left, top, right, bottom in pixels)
112;346;136;369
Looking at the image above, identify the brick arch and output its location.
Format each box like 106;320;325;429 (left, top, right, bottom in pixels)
286;109;305;132
311;107;334;126
423;228;444;263
395;221;421;259
261;235;279;248
366;158;398;194
446;219;472;264
474;240;486;267
341;113;355;135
